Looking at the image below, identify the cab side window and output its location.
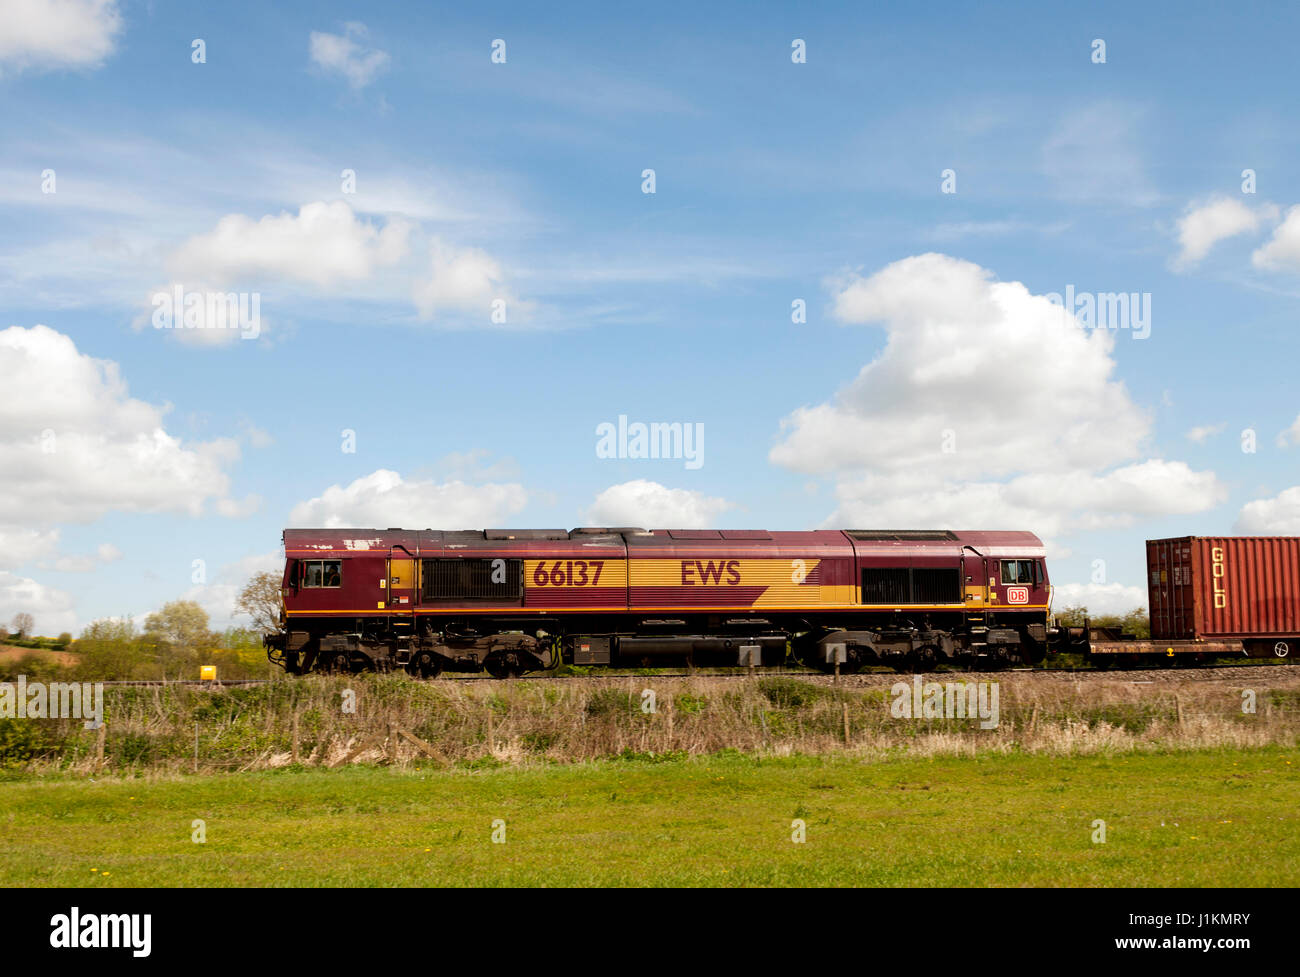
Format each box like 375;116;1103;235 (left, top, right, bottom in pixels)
1000;560;1034;585
302;560;342;588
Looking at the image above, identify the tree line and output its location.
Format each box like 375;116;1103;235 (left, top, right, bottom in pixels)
1;571;283;683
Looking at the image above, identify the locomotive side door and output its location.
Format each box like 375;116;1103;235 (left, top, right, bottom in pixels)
387;546;417;614
961;546;989;608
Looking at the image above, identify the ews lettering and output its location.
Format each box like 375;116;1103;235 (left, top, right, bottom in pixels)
681;560;741;585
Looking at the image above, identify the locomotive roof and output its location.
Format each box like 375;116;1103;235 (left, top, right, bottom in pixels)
282;528;1044;556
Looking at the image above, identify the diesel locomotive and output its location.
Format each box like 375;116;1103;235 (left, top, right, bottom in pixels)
264;527;1052;676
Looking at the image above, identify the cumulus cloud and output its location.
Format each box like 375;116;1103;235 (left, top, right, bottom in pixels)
0;325;244;526
585;480;734;528
828;462;1221;541
1235;486;1300;534
0;0;122;73
769;254;1224;541
1174;196;1276;268
309;23;389;88
0;571;76;636
1252;205;1300;272
0;324;253;634
167;201;410;288
290;469;529;528
413;238;520;322
1051;581;1148;616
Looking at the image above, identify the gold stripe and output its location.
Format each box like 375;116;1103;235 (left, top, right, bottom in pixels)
286;604;1050;616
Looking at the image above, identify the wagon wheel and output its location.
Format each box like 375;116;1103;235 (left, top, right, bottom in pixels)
320;651;350;674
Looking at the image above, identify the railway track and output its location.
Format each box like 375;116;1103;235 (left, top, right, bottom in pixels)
92;661;1294;688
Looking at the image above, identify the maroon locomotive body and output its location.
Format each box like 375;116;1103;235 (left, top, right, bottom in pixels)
266;528;1052;676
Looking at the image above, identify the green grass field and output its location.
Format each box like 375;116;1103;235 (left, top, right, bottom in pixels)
2;746;1297;886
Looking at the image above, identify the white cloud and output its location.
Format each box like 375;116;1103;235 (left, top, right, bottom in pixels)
413;238;517;321
1174;196;1276;268
0;325;244;526
1277;413;1300;448
1186;422;1226;443
216;494;263;518
1051;581;1148;615
1252;205;1300;272
40;541;123;573
0;323;251;632
175;551;282;633
769;254;1224;542
0;0;122;73
290;469;529;528
828;462;1221;540
0;527;60;570
167;201;410;288
1236;486;1300;534
238;420;273;448
585;480;734;528
0;571;76;636
309;23;389;88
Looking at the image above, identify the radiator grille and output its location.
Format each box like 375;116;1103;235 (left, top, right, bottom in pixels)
422;558;522;600
862;567;960;604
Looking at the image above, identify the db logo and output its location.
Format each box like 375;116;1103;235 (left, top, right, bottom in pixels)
1006;587;1029;604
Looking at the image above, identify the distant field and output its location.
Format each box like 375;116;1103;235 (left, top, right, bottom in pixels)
0;645;77;667
2;747;1297;886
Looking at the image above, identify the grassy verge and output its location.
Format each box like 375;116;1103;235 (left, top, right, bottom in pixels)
3;671;1297;775
2;747;1297;886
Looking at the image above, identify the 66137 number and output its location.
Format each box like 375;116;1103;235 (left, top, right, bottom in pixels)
532;560;605;586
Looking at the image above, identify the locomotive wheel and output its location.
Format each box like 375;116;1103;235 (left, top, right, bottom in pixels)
320;651;350;674
410;651;443;679
484;654;522;679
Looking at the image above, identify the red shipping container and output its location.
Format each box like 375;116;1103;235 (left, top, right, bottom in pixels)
1147;536;1300;640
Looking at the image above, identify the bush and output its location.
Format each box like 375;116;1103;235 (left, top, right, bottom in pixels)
584;688;637;717
757;677;830;710
0;719;46;767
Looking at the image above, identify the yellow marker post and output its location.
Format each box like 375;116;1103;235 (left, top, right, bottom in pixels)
199;665;217;681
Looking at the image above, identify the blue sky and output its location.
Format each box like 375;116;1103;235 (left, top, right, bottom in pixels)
3;0;1300;634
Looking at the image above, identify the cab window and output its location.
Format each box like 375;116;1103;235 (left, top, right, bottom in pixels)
302;560;342;588
1000;560;1034;585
